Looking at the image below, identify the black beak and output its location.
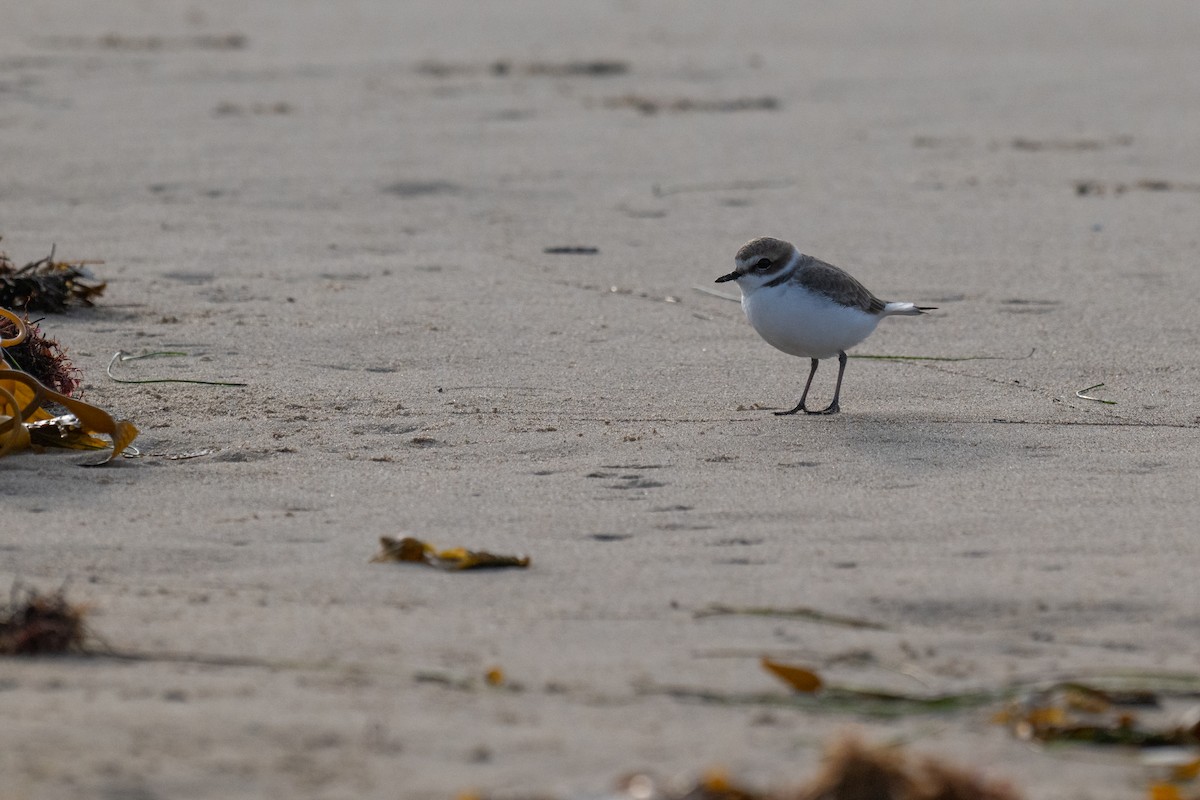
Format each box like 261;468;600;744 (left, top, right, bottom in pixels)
715;271;740;283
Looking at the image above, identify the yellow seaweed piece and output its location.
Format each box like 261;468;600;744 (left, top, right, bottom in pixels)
2;309;135;463
0;369;138;463
1148;785;1183;800
0;383;31;458
761;657;824;693
371;536;530;571
0;308;27;347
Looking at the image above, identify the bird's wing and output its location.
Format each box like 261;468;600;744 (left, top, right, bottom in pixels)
794;256;887;314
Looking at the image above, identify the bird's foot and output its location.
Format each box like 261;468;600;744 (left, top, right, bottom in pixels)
803;401;840;415
774;401;805;416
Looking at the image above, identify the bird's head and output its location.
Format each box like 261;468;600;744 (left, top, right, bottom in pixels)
715;237;799;290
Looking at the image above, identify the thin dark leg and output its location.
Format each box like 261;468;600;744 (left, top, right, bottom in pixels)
775;357;820;416
806;351;846;415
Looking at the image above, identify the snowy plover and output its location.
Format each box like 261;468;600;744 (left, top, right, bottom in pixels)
716;237;934;415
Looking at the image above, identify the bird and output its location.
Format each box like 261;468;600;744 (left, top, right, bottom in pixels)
715;237;935;415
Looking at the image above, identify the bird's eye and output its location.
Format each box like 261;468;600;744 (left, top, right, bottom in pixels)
754;258;773;271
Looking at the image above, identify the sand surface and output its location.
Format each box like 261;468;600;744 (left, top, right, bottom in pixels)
3;3;1200;798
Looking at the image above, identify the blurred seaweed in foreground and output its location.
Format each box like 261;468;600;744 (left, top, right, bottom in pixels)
463;734;1024;800
0;586;89;656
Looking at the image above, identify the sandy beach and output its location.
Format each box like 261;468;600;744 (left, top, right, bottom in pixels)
4;2;1200;798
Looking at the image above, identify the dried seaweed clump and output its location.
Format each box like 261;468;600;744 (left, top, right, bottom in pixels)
0;312;82;396
0;586;89;655
0;241;106;311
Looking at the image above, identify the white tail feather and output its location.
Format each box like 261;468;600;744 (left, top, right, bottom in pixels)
881;301;935;317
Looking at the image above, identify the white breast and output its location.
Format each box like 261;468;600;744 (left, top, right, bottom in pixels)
741;282;881;359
